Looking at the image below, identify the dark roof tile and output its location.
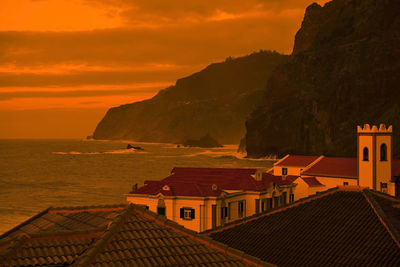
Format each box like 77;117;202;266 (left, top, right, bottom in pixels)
131;167;294;197
0;205;126;241
393;160;400;177
302;157;358;178
301;177;324;186
209;190;400;266
1;204;265;266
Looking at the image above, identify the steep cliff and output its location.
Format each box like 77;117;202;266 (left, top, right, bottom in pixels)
246;0;400;158
93;51;288;144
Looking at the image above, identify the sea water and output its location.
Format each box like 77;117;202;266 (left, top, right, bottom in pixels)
0;139;274;234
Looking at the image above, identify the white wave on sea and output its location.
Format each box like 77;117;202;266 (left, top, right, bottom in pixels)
53;149;148;155
154;147;277;161
193;150;277;161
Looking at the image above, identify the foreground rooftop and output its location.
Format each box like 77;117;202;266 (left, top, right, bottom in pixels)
206;187;400;266
0;204;271;266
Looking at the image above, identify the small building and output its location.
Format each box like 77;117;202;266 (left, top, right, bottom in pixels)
126;167;296;232
269;124;400;199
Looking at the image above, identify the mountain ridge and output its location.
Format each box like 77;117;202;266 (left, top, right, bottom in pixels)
93;50;289;144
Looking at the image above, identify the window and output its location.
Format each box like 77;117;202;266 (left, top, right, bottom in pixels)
289;194;294;203
267;198;273;209
273;197;279;208
238;200;245;218
157;207;166;216
255;199;260;214
281;192;287;205
380;143;387;161
221;207;228;218
343;182;349;186
228;203;231;219
381;182;388;193
363;147;369;161
180;207;195;220
282;168;288;175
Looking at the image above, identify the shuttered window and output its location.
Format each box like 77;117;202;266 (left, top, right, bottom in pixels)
238;200;245;218
180;207;195;220
221;207;228;218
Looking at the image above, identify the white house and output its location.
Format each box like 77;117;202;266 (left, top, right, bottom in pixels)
126;167;296;232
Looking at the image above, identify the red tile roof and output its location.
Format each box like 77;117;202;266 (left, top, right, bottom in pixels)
393;160;400;177
301;177;324;187
302;157;357;178
0;205;125;241
171;167;258;175
0;204;256;266
130;168;295;197
275;155;320;167
208;189;400;266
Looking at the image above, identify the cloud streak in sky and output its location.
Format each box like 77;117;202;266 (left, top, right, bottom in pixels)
0;0;328;137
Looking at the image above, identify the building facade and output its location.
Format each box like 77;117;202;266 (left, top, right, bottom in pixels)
126;168;296;232
127;124;400;232
270;124;400;199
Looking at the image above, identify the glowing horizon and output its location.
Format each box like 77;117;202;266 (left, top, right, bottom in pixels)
0;0;329;138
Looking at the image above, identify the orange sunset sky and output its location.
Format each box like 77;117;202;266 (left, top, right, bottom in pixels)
0;0;328;138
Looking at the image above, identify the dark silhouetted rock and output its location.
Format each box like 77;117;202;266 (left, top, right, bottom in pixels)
126;144;143;150
93;51;289;144
246;0;400;158
183;134;222;148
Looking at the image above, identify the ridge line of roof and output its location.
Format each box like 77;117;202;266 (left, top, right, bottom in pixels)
132;205;274;267
362;190;400;248
73;205;133;267
0;207;51;240
173;167;258;170
49;204;127;212
369;190;400;202
23;229;105;240
300;155;325;174
203;187;340;235
273;154;290;166
301;172;358;179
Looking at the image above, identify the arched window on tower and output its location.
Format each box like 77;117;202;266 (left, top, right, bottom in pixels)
380;143;387;161
363;147;369;161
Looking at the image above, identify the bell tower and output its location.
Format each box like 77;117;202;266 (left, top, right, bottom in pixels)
357;124;392;193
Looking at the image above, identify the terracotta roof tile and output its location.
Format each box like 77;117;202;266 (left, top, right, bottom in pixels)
0;233;100;266
275;155;320;167
171;167;257;175
0;205;126;241
301;177;324;187
393;160;400;177
0;205;266;266
131;168;294;197
209;190;400;266
302;157;358;178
